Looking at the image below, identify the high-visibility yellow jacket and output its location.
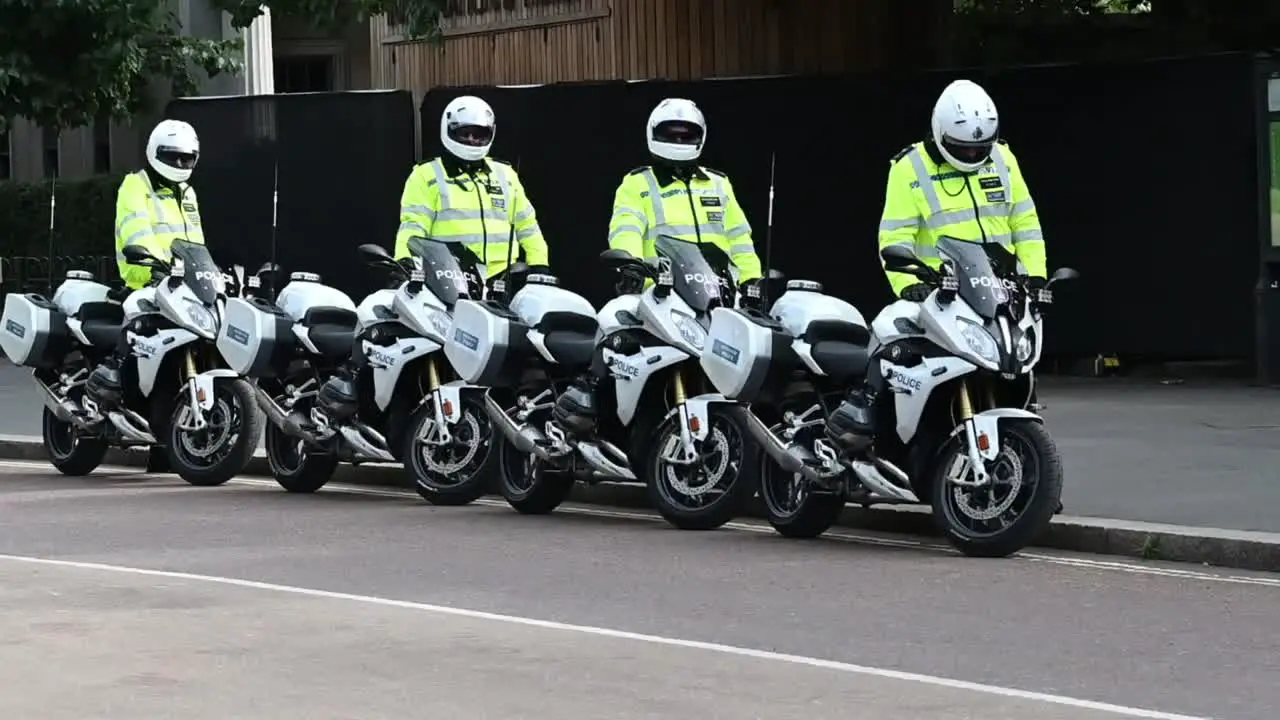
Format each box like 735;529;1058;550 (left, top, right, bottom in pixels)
115;170;204;289
608;165;762;282
878;140;1046;296
394;156;547;277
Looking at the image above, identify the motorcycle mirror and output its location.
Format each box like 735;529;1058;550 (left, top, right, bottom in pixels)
880;245;926;272
256;261;282;275
506;262;530;276
122;245;161;267
599;248;637;266
357;243;393;263
1049;267;1080;284
766;268;786;281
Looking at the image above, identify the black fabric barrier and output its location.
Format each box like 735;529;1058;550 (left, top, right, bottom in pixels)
423;53;1260;360
167;91;416;300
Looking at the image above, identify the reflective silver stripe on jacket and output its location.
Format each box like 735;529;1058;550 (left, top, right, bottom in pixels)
425;159;513;229
639;168;730;242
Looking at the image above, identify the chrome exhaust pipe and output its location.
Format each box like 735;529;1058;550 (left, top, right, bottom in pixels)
724;405;819;479
849;460;919;503
107;411;155;444
252;384;321;442
33;377;78;423
338;424;395;463
482;393;549;457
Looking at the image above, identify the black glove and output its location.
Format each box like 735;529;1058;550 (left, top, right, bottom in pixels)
1026;276;1047;290
526;265;551;275
900;283;932;302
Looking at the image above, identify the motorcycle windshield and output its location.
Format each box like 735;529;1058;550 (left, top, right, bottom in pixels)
171;240;221;306
937;237;1008;320
408;236;469;306
655;235;722;313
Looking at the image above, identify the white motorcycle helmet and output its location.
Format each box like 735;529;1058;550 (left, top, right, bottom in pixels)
930;80;999;173
146;119;200;183
647;98;705;163
441;95;495;162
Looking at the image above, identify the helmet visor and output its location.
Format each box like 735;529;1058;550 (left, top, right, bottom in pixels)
653;120;703;146
157;146;198;169
941;136;994;166
449;124;493;147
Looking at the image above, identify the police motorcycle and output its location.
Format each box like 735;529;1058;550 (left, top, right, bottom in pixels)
468;235;761;531
0;240;270;486
709;235;1078;557
218;237;497;503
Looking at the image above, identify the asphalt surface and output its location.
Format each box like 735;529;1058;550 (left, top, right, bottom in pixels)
1;460;1277;719
3;363;1277;531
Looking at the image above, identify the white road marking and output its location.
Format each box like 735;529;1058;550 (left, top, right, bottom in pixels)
2;459;1279;588
0;552;1207;719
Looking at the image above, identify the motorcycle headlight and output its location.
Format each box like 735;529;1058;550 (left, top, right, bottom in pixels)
185;303;217;337
670;310;706;351
959;320;999;364
1015;331;1034;363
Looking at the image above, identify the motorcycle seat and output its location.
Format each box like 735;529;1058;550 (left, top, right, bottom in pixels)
305;324;356;358
537;310;598;336
809;341;869;382
802;319;870;347
302;306;358;329
76;301;124;325
79;318;122;349
542;330;595;369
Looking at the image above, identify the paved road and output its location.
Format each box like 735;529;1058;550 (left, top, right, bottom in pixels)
3;363;1277;531
1;460;1277;719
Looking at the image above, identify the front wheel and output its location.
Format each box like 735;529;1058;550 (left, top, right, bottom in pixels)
166;378;264;487
404;393;497;506
42;407;108;476
645;406;759;530
930;419;1063;557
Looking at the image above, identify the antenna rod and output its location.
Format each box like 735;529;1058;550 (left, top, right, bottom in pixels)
46;177;56;294
761;152;776;308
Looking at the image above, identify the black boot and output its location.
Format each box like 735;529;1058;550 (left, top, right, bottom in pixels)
86;354;125;406
145;448;171;473
825;386;877;454
553;377;598;435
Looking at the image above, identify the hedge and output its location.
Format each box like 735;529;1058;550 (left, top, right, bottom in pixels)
0;174;123;291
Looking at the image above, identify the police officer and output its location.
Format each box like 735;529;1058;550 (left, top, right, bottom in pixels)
553;97;763;432
317;96;548;413
825;79;1047;451
84;119;204;471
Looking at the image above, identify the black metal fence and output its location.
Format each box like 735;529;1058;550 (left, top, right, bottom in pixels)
421;53;1261;361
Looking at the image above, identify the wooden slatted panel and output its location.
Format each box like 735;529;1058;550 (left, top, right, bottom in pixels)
368;0;935;94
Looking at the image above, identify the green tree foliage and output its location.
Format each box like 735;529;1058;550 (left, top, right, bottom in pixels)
949;0;1280;64
0;0;445;133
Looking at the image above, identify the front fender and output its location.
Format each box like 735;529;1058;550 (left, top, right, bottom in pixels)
970;407;1042;461
430;379;487;425
680;392;738;441
191;368;241;411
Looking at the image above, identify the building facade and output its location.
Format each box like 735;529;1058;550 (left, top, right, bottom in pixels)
0;0;946;182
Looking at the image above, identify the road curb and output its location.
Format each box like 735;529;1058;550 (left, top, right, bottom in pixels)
3;436;1278;572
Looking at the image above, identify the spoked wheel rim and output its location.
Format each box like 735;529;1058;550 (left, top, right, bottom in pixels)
761;464;809;519
938;428;1041;539
652;414;744;511
414;401;492;489
173;392;242;469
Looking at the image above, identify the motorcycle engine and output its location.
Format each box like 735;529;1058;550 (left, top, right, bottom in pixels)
316;375;359;422
552;383;597;435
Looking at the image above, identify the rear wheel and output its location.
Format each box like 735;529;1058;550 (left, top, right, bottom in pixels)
404;393;497;506
646;406;759;530
499;407;573;514
42;406;108;476
930;419;1063;557
759;457;845;539
264;422;338;493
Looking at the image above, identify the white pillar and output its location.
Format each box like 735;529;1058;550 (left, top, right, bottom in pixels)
241;7;275;94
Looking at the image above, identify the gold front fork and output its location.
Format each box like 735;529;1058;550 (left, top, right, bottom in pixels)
956;378;974;420
425;355;441;391
183;348;198;380
671;365;687;404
